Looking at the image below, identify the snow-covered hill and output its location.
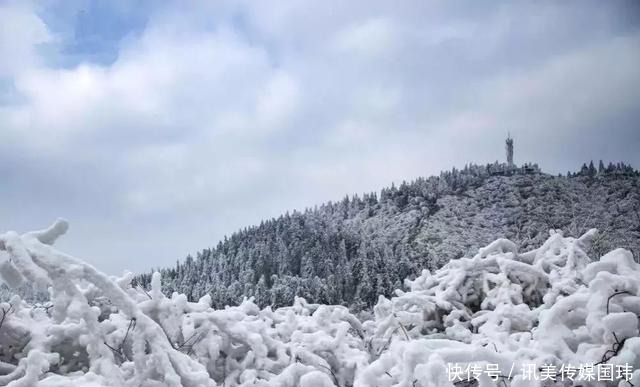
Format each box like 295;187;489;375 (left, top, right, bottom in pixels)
1;221;639;386
134;162;640;310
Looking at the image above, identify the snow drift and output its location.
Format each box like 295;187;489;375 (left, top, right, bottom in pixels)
0;220;638;386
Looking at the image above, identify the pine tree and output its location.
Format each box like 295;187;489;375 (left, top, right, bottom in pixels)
255;275;270;307
588;161;597;177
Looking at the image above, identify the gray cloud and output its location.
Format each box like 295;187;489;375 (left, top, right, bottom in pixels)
0;0;638;275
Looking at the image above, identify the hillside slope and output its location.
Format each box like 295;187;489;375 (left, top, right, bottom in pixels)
135;162;639;310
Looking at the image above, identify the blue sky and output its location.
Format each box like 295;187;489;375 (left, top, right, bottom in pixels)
0;0;639;275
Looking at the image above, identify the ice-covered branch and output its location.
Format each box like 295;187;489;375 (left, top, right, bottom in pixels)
1;221;639;386
23;218;69;246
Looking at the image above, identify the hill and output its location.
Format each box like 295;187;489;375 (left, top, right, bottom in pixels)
135;161;640;311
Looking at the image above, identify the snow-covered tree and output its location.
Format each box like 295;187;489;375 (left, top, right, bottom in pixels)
2;221;640;386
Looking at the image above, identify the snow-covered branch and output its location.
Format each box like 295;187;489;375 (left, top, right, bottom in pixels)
0;221;639;386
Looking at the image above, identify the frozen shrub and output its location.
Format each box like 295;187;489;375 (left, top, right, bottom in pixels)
0;221;638;386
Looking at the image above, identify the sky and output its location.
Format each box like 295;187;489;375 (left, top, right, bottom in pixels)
0;0;639;275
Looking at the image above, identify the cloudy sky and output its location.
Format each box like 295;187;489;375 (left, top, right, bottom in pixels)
0;0;639;275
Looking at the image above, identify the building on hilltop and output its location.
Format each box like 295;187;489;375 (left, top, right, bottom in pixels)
506;134;514;167
488;135;540;176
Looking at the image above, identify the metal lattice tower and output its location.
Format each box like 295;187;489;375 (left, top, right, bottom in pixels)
506;134;514;167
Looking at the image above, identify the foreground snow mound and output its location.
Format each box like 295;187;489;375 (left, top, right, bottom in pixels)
0;221;638;386
360;229;640;386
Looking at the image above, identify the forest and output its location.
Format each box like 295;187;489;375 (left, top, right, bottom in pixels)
132;161;640;310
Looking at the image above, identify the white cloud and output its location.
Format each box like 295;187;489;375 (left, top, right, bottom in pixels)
0;2;51;77
333;18;398;57
0;1;639;274
256;72;300;132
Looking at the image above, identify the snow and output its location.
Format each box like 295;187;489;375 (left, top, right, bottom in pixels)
0;259;24;289
0;220;639;386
